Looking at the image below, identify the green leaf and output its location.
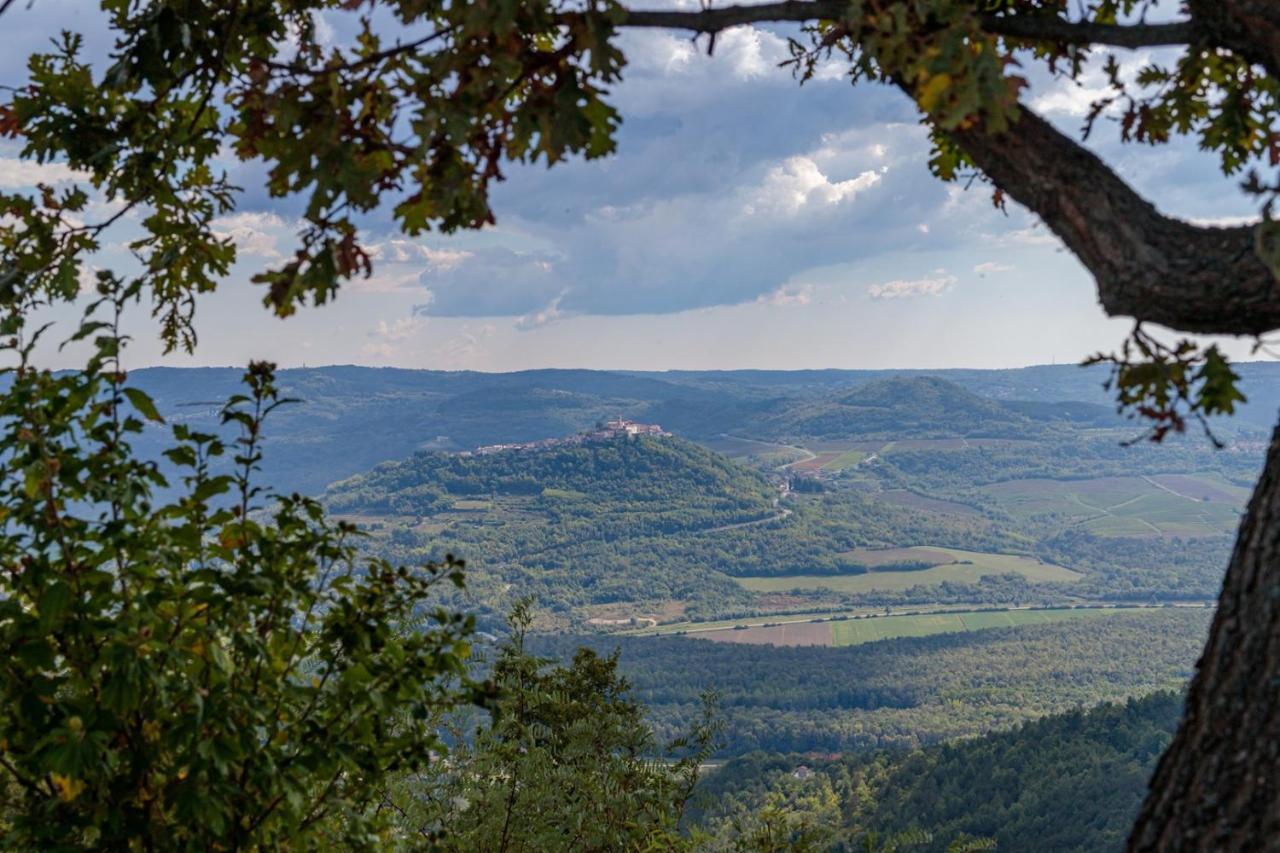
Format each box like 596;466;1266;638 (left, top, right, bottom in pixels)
122;387;164;423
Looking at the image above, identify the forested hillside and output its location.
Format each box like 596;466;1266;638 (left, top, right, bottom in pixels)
326;436;791;619
693;690;1184;851
533;608;1208;755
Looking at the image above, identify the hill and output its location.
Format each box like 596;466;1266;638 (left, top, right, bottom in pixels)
113;364;1280;494
323;435;790;621
694;689;1185;851
326;433;777;527
749;376;1118;440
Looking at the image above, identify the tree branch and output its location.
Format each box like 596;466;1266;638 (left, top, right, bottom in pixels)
618;2;1197;49
945;102;1280;337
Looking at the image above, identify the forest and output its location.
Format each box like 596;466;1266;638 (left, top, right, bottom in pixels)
531;609;1208;755
691;690;1185;851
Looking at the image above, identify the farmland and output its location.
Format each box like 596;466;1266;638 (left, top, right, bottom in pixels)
979;473;1245;537
735;547;1081;595
686;605;1153;647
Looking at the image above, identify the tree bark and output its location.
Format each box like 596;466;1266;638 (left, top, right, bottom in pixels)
1128;425;1280;851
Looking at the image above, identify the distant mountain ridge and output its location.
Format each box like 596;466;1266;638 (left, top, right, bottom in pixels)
749;376;1121;440
116;363;1280;494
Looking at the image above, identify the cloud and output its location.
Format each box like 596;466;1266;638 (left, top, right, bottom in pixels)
973;261;1014;275
211;211;287;259
433;323;498;367
515;292;570;330
366;239;470;268
0;157;88;189
743;158;882;218
868;273;957;300
757;284;815;307
370;316;425;342
419;246;565;316
411;122;945;319
1185;214;1259;228
362;314;426;359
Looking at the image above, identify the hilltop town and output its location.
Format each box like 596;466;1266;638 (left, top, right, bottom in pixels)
465;418;670;456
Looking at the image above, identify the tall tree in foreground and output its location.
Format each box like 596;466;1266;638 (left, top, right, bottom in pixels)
385;602;721;849
3;0;1280;847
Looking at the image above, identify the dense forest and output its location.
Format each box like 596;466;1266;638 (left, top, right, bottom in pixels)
532;609;1209;755
692;690;1184;851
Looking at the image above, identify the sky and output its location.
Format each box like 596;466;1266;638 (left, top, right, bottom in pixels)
1;1;1271;373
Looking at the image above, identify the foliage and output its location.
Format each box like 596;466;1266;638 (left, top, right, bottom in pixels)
534;609;1209;756
1087;326;1246;447
383;601;722;850
695;690;1185;852
0;302;476;848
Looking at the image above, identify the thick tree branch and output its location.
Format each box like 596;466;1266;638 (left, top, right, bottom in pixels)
618;2;1197;49
946;104;1280;337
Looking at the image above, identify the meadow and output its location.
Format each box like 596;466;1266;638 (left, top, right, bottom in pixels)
735;547;1081;595
691;605;1144;647
979;472;1246;537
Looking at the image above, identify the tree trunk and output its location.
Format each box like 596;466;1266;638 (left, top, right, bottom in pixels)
1129;424;1280;850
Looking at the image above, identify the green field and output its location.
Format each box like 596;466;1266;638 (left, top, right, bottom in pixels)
735;547;1081;594
979;473;1244;537
828;607;1124;646
821;449;867;471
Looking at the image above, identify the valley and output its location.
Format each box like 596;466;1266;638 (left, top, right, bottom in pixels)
308;373;1254;638
82;362;1264;845
125;365;1258;767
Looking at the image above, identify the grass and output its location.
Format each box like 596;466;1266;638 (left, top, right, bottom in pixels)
452;499;492;511
828;607;1123;647
542;487;589;499
979;474;1244;537
735;547;1080;594
821;449;867;471
838;546;954;568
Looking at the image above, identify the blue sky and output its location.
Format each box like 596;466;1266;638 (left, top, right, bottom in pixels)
2;2;1270;372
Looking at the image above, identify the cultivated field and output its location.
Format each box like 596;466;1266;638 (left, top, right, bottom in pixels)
877;489;982;516
979;473;1245;537
839;545;956;567
735;547;1080;594
696;606;1130;647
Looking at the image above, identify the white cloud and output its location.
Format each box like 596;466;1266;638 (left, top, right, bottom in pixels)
1185;214;1259;228
366;239;471;268
0;158;88;189
974;261;1014;274
757;284;815;307
868;273;957;300
515;292;570;330
743;158;882;218
211;211;286;259
371;316;425;342
434;323;497;366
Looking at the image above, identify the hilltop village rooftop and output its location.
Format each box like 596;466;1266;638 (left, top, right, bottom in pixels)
466;419;670;456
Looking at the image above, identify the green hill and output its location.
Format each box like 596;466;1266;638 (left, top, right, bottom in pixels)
752;376;1115;440
326;434;777;525
696;689;1184;851
323;436;789;621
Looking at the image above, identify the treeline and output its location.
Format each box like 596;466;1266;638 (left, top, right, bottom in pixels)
531;609;1208;755
692;690;1183;851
